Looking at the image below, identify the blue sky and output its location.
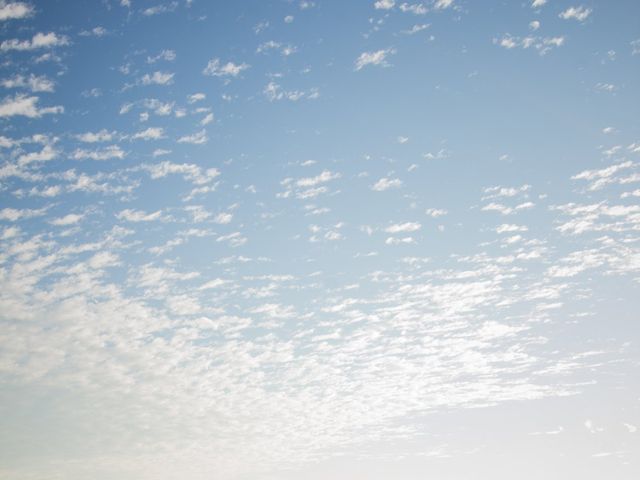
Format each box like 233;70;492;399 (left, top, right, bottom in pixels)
1;1;639;479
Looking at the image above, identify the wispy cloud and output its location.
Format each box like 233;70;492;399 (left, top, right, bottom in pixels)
355;48;396;70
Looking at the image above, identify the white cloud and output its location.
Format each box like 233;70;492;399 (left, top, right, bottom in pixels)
1;74;55;92
116;209;163;222
559;6;592;22
531;0;546;7
571;161;633;190
76;129;114;143
498;36;517;49
0;94;63;117
88;251;120;269
296;170;340;187
496;224;528;234
553;202;640;235
0;32;69;51
79;26;108;37
153;148;171;157
371;177;402;191
399;3;428;15
147;49;176;63
214;212;233;224
187;92;206;103
200;113;214;126
256;40;297;56
253;20;269;34
184;205;211;222
355;48;395;70
141;98;175;116
141;161;219;185
141;71;174;85
385;236;416;244
483;184;531;199
27;185;62;198
595;82;616;93
494;35;564;55
0;135;15;148
423;148;450;160
278;171;340;200
132;127;165;141
72;145;125;161
119;102;134;115
198;278;228;290
49;213;83;226
143;1;178;16
264;82;318;102
217;231;247;247
584;419;603;433
0;1;33;20
0;206;47;221
482;201;535;215
529;426;564;436
385;222;421;233
425;208;447;217
402;24;429;34
434;0;454;10
374;0;395;10
203;58;250;77
18;145;57;165
0;225;20;239
178;129;207;144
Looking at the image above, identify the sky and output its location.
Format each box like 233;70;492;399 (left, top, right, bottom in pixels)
0;0;639;479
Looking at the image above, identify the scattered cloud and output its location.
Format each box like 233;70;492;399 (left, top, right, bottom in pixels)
72;145;125;161
0;94;63;117
49;213;83;226
132;127;165;141
559;6;592;22
264;82;319;101
0;1;34;21
374;0;395;10
434;0;454;10
116;208;163;222
147;49;176;63
371;177;402;191
141;71;175;85
426;208;447;217
0;32;69;51
177;129;207;144
79;26;108;37
76;129;114;143
402;23;429;34
187;92;206;103
0;206;47;221
203;58;250;77
1;74;55;92
385;222;421;233
494;34;564;55
143;1;178;16
355;48;396;70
